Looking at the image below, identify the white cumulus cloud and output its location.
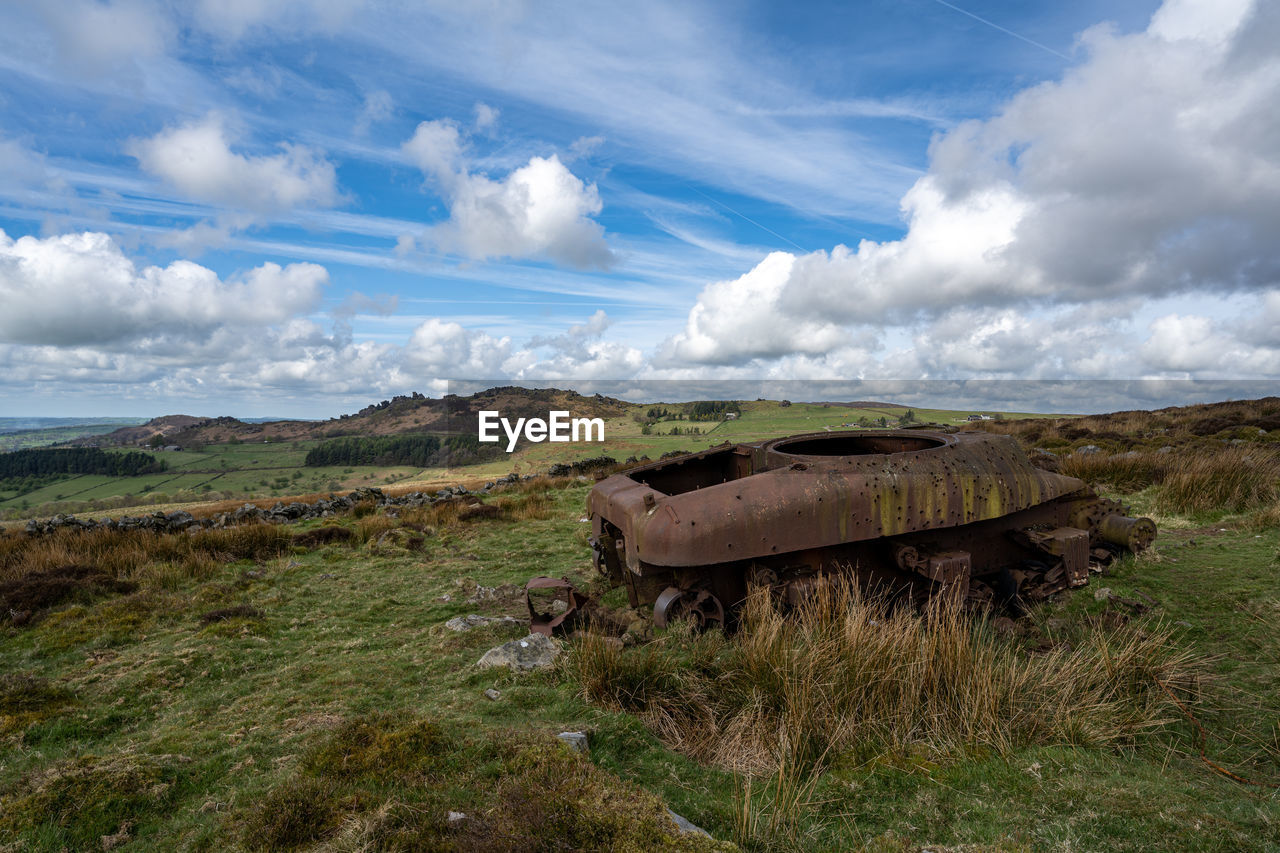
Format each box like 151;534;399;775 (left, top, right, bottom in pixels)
404;318;513;378
128;113;339;213
402;119;616;270
658;0;1280;374
0;229;327;347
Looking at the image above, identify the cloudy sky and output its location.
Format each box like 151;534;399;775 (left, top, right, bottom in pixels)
0;0;1276;417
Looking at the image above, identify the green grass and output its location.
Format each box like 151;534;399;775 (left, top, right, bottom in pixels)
1;401;1074;520
1;473;1278;850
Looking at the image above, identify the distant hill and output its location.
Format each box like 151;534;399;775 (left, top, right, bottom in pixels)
804;400;900;409
65;415;206;448
0;418;150;451
67;387;632;448
0;416;146;435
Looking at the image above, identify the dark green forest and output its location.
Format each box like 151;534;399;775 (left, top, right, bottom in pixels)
303;433;499;468
0;447;166;479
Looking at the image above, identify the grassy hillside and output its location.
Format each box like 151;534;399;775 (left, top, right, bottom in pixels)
1;401;1278;850
0;420;148;452
1;396;1058;521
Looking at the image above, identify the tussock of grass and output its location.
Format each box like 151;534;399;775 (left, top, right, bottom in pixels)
1152;447;1280;515
351;513;399;544
496;491;555;521
240;717;730;852
301;713;449;781
0;524;294;586
458;735;732;852
1053;445;1280;517
0;752;187;848
0;672;74;734
242;776;343;850
576;581;1200;776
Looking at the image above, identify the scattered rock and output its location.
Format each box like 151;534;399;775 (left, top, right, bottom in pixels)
484;688;502;701
557;731;589;753
447;811;467;823
476;633;561;671
666;808;711;837
1076;444;1101;455
445;614;520;632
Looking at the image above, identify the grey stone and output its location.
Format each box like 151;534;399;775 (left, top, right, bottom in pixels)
477;633;561;671
445;614;519;632
666;808;711;837
484;688;501;701
1077;445;1100;455
557;731;589;753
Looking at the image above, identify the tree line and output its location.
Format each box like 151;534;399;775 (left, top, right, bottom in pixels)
303;433;500;468
0;447;167;479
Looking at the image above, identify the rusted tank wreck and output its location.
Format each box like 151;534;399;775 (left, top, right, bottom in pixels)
565;430;1154;631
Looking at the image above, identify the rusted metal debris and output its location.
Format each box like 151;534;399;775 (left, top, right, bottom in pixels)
526;576;589;637
565;429;1156;629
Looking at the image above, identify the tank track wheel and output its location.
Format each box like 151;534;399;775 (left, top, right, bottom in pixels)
654;586;725;630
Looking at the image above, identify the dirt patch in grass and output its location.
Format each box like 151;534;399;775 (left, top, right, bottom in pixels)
291;525;354;547
0;672;75;734
0;563;136;625
199;604;264;626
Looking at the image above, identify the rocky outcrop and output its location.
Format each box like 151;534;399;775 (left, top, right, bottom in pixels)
475;633;562;671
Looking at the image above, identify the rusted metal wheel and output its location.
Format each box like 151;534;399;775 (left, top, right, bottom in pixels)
653;586;725;630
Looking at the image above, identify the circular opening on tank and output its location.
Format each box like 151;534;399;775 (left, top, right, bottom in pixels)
771;434;947;457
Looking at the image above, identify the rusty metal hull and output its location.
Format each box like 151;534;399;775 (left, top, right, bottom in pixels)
586;430;1155;625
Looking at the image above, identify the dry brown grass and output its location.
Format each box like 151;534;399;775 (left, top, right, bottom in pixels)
497;491;555;521
0;525;294;588
1152;446;1280;515
1050;444;1280;517
576;580;1200;777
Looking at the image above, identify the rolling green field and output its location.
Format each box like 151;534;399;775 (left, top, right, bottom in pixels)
0;400;1063;520
0;441;434;517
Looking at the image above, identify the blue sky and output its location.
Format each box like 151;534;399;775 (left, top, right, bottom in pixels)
0;0;1276;417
